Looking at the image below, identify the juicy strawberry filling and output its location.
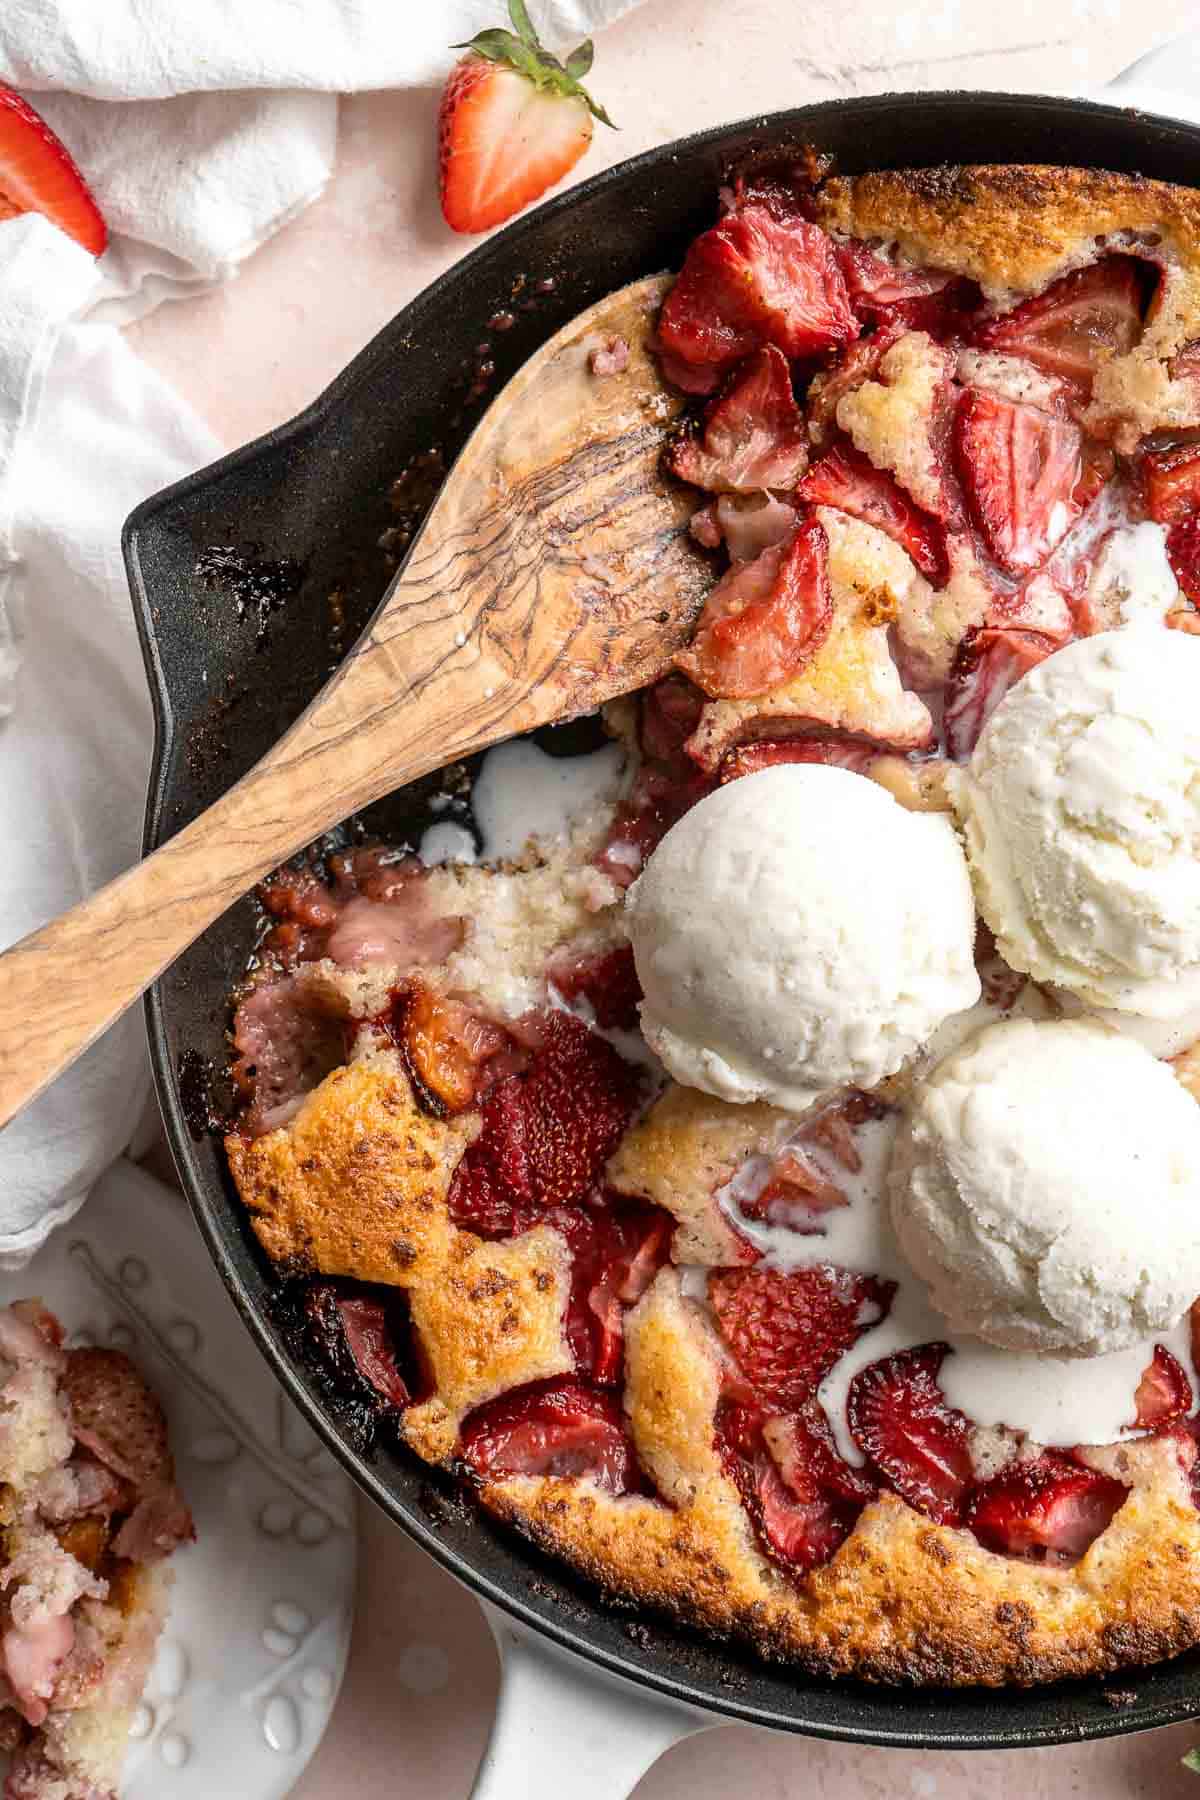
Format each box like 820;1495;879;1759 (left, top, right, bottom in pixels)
796;440;949;584
954;389;1083;576
557;1200;672;1384
717;735;879;783
460;1378;641;1493
942;621;1066;761
667;344;809;493
972;255;1147;390
302;1285;416;1411
966;1453;1127;1563
709;1266;895;1411
847;1344;973;1526
545;942;642;1032
1140;433;1200;523
1132;1344;1193;1430
675;515;834;699
718;1399;860;1573
389;977;511;1114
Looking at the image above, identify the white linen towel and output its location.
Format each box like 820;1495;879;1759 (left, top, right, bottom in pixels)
0;0;645;1263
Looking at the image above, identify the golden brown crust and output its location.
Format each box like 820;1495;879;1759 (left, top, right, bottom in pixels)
484;1275;1200;1686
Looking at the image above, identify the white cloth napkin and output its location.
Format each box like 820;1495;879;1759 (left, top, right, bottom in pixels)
0;0;644;1264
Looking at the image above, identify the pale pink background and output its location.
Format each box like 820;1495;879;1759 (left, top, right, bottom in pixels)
131;0;1200;1793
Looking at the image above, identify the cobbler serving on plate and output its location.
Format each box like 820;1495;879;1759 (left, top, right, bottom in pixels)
224;160;1200;1687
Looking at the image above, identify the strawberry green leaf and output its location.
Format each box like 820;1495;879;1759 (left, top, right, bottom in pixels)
458;28;528;59
508;0;541;47
565;40;595;79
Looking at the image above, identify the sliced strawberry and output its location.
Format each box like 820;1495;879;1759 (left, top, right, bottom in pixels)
805;316;907;450
447;1010;641;1235
0;88;106;256
717;1401;858;1573
304;1286;414;1410
847;1344;973;1526
438;3;612;234
942;622;1064;761
718;735;877;783
764;1401;878;1506
797;441;949;584
593;760;714;889
658;206;858;374
835;242;980;337
710;493;800;565
656;345;723;395
460;1378;639;1492
392;978;509;1113
676;516;834;700
546;942;642;1032
1167;512;1200;603
667;345;808;493
973;257;1146;388
709;1266;896;1411
561;1201;672;1384
966;1452;1127;1562
954;389;1083;576
638;673;707;764
743;1146;847;1228
1141;433;1200;524
1132;1344;1193;1431
1074;439;1117;513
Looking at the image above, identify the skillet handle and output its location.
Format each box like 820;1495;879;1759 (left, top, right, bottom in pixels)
470;1605;714;1800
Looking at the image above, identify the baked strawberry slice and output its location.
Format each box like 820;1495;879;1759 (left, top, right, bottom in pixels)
710;1266;896;1411
835;242;981;337
447;1010;641;1234
717;1401;858;1572
966;1452;1127;1562
0;88;106;256
675;516;834;700
561;1202;672;1384
1168;512;1200;604
805;316;907;450
638;673;707;764
658;205;858;375
593;760;714;888
847;1344;973;1526
667;345;809;493
1132;1344;1193;1430
763;1402;878;1506
797;441;949;584
304;1286;413;1410
438;1;613;234
942;621;1064;761
973;256;1145;388
718;735;878;783
954;389;1083;575
545;942;642;1032
1141;433;1200;524
460;1378;639;1492
392;978;509;1113
741;1146;847;1229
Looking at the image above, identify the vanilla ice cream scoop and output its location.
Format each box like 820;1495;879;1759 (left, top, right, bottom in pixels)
890;1016;1200;1356
959;628;1200;1017
623;764;980;1112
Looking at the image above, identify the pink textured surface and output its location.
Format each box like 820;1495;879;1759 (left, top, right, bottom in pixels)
132;0;1200;1792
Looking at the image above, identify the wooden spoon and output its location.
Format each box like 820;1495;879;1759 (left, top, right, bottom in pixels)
0;274;712;1129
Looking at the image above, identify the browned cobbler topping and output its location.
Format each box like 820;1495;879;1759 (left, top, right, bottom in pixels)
224;163;1200;1689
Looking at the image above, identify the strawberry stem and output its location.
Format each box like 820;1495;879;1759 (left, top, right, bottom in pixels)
451;2;616;127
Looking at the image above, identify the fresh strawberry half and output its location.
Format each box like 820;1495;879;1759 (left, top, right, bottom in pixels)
447;1009;641;1235
675;515;834;700
667;345;809;493
954;389;1083;576
0;88;106;256
559;1200;672;1384
972;256;1146;389
1168;512;1200;604
460;1377;639;1492
390;978;510;1113
797;440;949;585
438;0;612;234
847;1344;973;1526
709;1266;896;1411
657;206;858;377
1141;432;1200;524
545;941;642;1032
718;734;878;784
966;1452;1127;1563
1132;1344;1193;1431
718;1401;860;1573
942;621;1065;761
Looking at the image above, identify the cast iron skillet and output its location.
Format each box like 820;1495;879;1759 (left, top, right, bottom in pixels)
124;90;1200;1749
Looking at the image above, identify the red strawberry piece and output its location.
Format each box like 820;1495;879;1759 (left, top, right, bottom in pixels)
718;1400;863;1572
1132;1344;1193;1431
559;1201;672;1384
743;1146;848;1228
438;2;612;234
0;88;106;256
459;1378;639;1492
1168;512;1200;604
966;1451;1127;1562
658;206;858;375
718;735;877;783
61;1349;173;1491
305;1287;413;1409
763;1402;878;1506
392;978;509;1113
1141;433;1200;524
954;389;1083;576
1074;440;1117;513
447;1010;641;1234
805;316;907;450
676;516;834;700
797;440;949;584
709;1266;896;1411
972;256;1145;389
545;942;642;1032
847;1344;973;1526
942;622;1064;761
667;345;809;494
655;344;723;395
835;242;981;337
592;760;714;889
638;673;707;764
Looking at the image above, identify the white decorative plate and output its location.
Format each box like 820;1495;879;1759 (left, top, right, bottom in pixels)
0;1157;357;1799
